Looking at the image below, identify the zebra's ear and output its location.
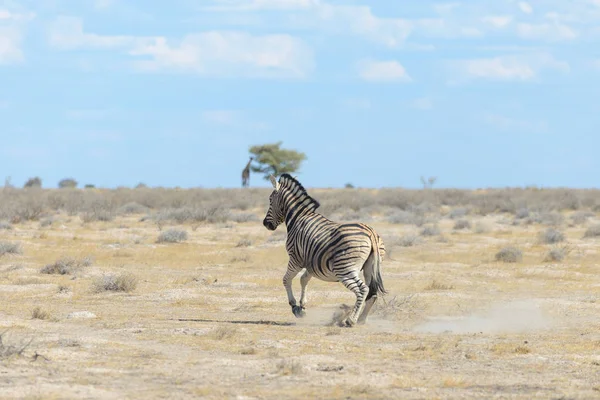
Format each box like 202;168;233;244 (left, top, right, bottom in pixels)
269;175;279;190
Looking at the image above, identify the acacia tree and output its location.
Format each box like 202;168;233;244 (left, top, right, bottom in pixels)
249;142;307;180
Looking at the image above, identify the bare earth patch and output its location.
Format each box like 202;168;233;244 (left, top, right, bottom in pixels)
1;205;600;399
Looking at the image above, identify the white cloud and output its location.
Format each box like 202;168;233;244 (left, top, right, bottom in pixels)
0;26;23;64
206;0;317;11
357;59;411;83
205;1;412;47
48;17;313;78
129;31;314;78
453;53;569;82
0;7;34;65
518;2;533;14
48;16;150;50
517;22;577;41
482;16;513;28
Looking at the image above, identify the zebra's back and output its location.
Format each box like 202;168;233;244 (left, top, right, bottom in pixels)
286;213;382;281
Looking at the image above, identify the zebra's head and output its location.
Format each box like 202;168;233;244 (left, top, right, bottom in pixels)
263;175;284;231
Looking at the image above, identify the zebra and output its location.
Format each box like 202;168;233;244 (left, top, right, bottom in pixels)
262;173;387;327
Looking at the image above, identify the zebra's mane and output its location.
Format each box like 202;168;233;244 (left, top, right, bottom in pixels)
279;174;321;210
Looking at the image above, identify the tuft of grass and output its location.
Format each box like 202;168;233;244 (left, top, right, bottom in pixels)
276;358;302;375
0;221;12;230
420;224;440;237
118;202;150;215
571;211;594;225
514;345;531;354
424;280;454;291
31;306;50;320
157;229;188;243
240;347;256;355
39;218;54;228
40;256;92;275
448;207;468;219
515;208;530;219
235;238;252;248
230;213;259;223
543;246;569;262
211;326;237;340
0;241;22;256
91;272;138;293
453;219;471;230
495;246;523;263
539;228;565;244
583;225;600;238
474;221;492;234
0;331;32;359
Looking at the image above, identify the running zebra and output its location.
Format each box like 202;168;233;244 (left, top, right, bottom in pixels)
262;174;386;327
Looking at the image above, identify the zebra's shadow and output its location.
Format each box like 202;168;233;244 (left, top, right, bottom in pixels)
176;318;295;327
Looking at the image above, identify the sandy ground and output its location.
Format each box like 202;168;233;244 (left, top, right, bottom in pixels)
1;211;600;399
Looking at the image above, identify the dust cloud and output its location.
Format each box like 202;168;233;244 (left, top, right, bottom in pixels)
412;299;554;334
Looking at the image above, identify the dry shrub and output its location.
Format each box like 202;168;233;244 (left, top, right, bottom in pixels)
474;221;492;234
0;221;12;230
157;229;188;243
453;219;471;230
276;358;302;375
211;326;237;340
584;225;600;238
495;246;523;263
539;228;565;244
420;225;440;237
40;256;93;275
31;306;50;320
236;238;252;247
0;241;22;256
448;207;468;219
424;280;454;291
394;234;421;247
543;246;570;262
92;273;138;293
0;331;31;359
571;211;594;225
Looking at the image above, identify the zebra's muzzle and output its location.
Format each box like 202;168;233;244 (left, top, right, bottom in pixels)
263;219;276;231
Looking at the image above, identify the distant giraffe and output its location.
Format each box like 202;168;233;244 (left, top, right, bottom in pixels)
242;156;254;188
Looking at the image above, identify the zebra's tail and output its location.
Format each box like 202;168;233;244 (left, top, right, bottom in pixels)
368;230;387;297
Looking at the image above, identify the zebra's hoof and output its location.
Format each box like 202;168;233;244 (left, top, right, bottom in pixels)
339;318;355;328
292;305;306;318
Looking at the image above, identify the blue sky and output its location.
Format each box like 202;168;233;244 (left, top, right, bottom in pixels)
1;0;599;189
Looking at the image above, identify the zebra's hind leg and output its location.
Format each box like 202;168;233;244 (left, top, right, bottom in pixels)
357;292;377;325
338;274;369;327
357;265;376;325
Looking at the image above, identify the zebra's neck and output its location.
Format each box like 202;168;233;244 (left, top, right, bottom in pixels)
283;189;319;230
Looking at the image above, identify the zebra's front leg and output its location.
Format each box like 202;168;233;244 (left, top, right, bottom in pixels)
299;270;312;309
283;265;304;318
339;275;369;327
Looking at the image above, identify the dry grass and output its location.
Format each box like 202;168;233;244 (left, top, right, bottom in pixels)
157;229;188;243
91;273;138;293
0;241;22;256
31;306;50;320
495;246;523;263
0;187;599;399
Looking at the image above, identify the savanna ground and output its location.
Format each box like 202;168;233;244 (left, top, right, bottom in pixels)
1;186;600;399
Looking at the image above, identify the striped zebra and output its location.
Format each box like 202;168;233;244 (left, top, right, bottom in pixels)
262;173;386;327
